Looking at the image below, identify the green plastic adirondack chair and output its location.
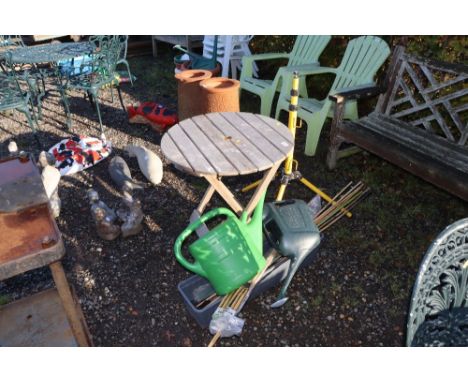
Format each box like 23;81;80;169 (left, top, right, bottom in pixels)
240;35;331;117
275;36;390;156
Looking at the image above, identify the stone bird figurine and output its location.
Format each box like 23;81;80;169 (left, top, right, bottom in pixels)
108;155;143;192
125;145;163;186
87;189;120;241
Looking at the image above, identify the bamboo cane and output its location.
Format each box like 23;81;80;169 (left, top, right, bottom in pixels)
316;188;365;228
315;181;353;215
318;188;369;232
315;182;362;221
208;253;276;347
316;185;364;224
316;187;366;230
316;182;364;219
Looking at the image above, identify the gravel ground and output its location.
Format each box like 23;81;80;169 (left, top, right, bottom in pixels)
1;47;468;346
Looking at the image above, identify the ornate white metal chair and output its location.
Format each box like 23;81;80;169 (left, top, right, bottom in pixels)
407;218;468;346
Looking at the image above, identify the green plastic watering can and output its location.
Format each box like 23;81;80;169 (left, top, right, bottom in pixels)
174;193;266;296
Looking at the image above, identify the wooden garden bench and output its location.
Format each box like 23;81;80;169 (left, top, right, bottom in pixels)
326;46;468;201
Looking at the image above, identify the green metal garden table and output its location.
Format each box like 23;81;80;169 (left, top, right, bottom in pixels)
7;42;94;125
8;42;92;64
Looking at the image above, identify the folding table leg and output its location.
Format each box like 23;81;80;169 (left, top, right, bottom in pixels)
203;175;244;215
196;183;216;215
190;184;217;237
49;261;90;347
244;162;281;217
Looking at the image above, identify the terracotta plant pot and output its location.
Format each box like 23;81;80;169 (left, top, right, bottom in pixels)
199;78;240;115
208;63;222;77
175;69;212;121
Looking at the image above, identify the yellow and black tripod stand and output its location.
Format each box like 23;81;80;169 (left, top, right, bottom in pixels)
242;71;352;217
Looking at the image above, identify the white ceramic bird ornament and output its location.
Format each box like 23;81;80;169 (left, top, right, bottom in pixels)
125;144;163;186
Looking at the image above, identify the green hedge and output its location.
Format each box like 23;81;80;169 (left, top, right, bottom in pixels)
249;35;467;65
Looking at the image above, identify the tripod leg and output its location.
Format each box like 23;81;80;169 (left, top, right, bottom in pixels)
241;178;262;193
299;177;352;218
276;183;287;201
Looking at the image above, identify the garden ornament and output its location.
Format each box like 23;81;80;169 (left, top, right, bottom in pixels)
108;155;143;192
38;151;61;218
127;102;178;133
125;145;163;185
117;194;144;238
87;189;120;241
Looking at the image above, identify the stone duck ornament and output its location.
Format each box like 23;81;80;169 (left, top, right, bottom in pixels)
108;155;143;192
125;145;163;186
87;189;120;241
117;193;144;238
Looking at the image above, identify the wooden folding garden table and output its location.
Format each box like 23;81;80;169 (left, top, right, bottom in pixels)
161;112;294;226
0;154;92;346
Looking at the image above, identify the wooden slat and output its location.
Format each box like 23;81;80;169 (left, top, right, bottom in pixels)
179;118;239;176
238;113;294;156
391;87;466;119
389;95;411;108
367;114;468;158
339;121;468;201
255;114;292;141
160;134;195;174
222;113;288;162
404;62;455;141
204;113;273;172
166;124;216;175
190;114;255;175
404;53;468;75
422;75;466;95
361;115;468;172
0;288;77;346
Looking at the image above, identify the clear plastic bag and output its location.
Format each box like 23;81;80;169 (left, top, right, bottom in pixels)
209;307;245;338
307;194;322;217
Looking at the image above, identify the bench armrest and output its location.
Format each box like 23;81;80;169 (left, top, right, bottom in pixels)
329;85;383;103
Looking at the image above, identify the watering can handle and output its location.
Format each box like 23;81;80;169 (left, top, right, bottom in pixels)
174;207;237;277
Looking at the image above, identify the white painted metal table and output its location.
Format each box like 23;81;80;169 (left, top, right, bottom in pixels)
161;112;294;222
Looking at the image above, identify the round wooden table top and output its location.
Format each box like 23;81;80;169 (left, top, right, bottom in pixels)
161;112;294;176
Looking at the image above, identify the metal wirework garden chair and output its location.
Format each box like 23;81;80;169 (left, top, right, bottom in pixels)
407;218;468;346
62;35;125;136
0;35;25;72
116;35;134;85
0;54;38;141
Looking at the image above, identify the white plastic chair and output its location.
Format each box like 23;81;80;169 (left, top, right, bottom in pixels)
202;35;257;78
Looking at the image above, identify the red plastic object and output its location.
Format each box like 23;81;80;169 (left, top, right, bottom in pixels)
127;102;178;133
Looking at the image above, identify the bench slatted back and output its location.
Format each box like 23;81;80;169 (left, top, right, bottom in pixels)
376;47;468;146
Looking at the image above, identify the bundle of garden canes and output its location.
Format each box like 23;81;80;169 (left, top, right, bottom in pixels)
314;181;369;232
207;181;369;346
